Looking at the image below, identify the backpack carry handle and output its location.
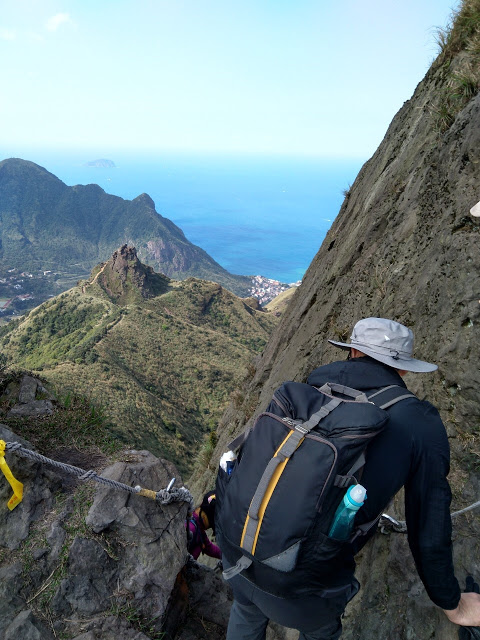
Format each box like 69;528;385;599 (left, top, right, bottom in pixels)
318;382;368;403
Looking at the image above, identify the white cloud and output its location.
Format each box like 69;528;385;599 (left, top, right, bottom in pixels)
0;28;16;41
45;13;72;32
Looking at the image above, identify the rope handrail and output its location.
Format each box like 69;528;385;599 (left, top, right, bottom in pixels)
380;500;480;534
3;440;477;535
1;440;194;512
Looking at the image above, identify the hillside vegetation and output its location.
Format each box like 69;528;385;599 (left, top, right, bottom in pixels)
264;286;297;316
0;247;277;472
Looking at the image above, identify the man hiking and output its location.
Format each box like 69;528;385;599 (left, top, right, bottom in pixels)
219;317;480;639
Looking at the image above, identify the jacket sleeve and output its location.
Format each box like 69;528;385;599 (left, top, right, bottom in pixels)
404;401;461;610
201;531;222;559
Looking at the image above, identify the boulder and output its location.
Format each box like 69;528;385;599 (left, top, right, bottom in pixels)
52;450;189;636
7;375;54;417
0;428;232;640
4;609;55;640
17;376;38;404
0;564;25;638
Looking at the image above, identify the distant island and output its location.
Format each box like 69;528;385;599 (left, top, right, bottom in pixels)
84;159;116;168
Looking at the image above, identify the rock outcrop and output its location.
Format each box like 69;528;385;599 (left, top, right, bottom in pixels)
7;375;54;418
0;426;233;640
91;244;170;304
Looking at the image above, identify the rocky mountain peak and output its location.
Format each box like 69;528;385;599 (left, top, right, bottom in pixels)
132;192;155;209
111;243;142;273
89;244;170;304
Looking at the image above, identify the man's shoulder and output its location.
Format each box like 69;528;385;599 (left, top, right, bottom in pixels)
387;395;447;443
307;358;406;391
389;394;440;417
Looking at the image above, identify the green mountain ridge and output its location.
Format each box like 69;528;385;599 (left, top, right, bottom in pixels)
0;245;277;472
0;157;251;297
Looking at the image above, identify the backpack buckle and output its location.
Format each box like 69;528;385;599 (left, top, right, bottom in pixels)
295;424;308;435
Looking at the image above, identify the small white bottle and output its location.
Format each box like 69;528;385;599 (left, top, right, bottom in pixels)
220;450;237;476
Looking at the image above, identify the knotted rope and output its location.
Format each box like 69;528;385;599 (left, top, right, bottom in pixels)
3;440;194;512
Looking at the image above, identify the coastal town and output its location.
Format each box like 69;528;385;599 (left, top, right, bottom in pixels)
0;268;62;321
0;270;35;312
248;274;300;306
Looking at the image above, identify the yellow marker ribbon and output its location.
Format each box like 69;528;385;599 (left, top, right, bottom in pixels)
0;440;23;510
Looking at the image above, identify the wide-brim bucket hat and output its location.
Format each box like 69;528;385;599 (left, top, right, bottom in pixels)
328;317;438;373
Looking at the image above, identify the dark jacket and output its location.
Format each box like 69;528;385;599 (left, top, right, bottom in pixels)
303;357;460;610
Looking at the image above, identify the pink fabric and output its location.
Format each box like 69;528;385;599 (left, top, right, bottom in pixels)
187;511;222;560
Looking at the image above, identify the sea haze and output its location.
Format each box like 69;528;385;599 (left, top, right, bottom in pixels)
16;151;364;283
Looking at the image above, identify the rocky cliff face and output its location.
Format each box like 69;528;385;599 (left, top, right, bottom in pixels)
0;423;233;640
192;8;480;639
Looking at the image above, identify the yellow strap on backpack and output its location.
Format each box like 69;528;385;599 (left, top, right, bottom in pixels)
0;440;23;510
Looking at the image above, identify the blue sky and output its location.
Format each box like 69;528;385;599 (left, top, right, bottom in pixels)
1;0;458;158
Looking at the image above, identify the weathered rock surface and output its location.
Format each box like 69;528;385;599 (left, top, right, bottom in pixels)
4;609;55;640
0;429;233;639
0;564;24;638
163;558;233;640
7;374;54;417
69;617;151;639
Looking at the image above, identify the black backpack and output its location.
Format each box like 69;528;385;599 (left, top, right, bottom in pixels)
215;381;414;597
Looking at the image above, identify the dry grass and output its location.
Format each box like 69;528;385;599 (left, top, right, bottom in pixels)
432;0;480;131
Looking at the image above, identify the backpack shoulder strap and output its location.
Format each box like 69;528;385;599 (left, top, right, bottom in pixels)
367;385;417;409
228;428;250;452
334;385;417;489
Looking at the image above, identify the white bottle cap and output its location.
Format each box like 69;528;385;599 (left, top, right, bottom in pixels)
348;484;367;506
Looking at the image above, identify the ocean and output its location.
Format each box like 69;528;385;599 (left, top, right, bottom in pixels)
14;151;365;283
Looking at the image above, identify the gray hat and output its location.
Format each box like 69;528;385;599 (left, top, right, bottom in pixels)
328;317;437;373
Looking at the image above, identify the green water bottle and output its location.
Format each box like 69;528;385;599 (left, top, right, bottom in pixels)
328;484;367;541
